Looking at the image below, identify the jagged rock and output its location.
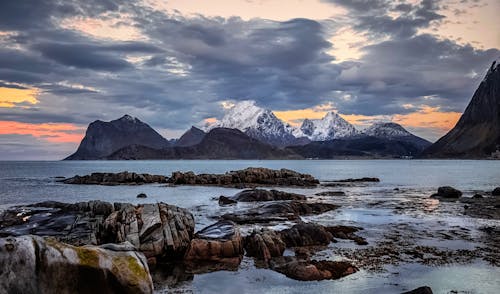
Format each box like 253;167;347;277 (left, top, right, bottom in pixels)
269;256;358;281
221;201;338;224
168;167;319;187
0;235;153;293
430;186;462;199
231;189;306;202
492;187;500;196
402;286;433;294
244;229;286;262
218;196;237;206
62;171;167;185
326;225;368;245
184;220;243;265
280;223;334;247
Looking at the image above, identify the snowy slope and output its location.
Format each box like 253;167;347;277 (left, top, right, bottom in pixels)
293;112;358;141
363;122;411;138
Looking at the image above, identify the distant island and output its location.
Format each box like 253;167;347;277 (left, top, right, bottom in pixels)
65;60;500;160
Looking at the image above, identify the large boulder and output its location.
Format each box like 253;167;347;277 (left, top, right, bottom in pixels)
430;186;462;199
492;187;500;196
244;229;286;263
62;171;167;185
280;223;334;247
0;235;153;294
230;189;306;202
221;201;338;224
168;167;319;187
184;220;243;265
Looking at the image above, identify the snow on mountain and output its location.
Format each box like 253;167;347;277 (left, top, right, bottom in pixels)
293;111;358;141
207;100;301;147
363;122;412;138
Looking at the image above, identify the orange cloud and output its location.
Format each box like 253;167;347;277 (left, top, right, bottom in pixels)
393;106;461;132
0;87;39;107
0;121;85;143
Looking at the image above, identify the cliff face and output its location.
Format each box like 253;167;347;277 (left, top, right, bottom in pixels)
65;115;169;160
422;60;500;158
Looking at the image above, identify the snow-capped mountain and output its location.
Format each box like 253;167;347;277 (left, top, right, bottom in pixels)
363;122;412;138
207;100;303;147
293;111;358;141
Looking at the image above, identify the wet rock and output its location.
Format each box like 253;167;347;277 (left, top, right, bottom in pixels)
269;256;358;281
492;187;500;196
472;194;483;199
218;196;237;206
137;193;147;198
462;196;500;220
168;167;319;187
244;228;286;262
184;220;243;265
280;223;334;247
315;191;346;196
0;235;153;294
402;286;433;294
62;171;167;185
221;201;339;224
326;225;368;245
103;203;195;259
430;186;462;199
231;189;306;202
335;177;380;183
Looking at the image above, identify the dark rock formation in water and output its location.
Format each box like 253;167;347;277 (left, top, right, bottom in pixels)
221;201;338;224
244;229;286;263
228;189;307;202
65;115;170;160
402;286;433;294
62;171;167;185
270;256;358;281
175;126;206;147
430;186;462;199
326;225;368;245
280;223;334;247
0;235;153;294
422;60;500;158
492;187;500;196
168;167;319;187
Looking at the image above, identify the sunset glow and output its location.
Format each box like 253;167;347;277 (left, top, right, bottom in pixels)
0;121;85;143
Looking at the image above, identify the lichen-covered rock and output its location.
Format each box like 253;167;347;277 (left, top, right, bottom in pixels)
168;167;319;187
231;189;306;202
221;201;338;224
244;229;286;262
280;223;334;247
62;171;167;185
0;235;153;294
184;220;243;265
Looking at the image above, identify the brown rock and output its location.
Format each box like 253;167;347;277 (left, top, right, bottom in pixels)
244;229;286;262
280;223;334;247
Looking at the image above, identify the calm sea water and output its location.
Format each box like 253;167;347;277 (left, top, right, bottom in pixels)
1;160;499;293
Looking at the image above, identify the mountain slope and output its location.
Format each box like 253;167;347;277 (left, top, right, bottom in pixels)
175;126;205;147
293;111;358;141
107;128;302;159
422;59;500;158
208;100;304;147
363;122;431;151
65;115;169;160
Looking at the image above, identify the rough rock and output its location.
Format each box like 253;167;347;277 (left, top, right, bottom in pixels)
221;201;339;224
230;189;307;202
335;177;380;183
315;191;346;196
168;167;319;187
492;187;500;196
269;256;358;281
218;196;237;206
184;220;243;265
326;225;368;245
401;286;433;294
0;235;153;294
430;186;462;199
137;193;147;198
244;228;286;262
280;223;334;247
62;171;167;185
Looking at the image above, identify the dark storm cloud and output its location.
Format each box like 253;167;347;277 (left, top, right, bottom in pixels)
0;0;497;136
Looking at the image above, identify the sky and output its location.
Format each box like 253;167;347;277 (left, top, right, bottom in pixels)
0;0;499;160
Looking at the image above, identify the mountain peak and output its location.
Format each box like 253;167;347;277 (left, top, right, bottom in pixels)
117;114;138;122
483;57;500;82
363;122;411;137
294;111;358;141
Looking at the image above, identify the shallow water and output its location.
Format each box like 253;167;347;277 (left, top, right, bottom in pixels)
1;160;499;293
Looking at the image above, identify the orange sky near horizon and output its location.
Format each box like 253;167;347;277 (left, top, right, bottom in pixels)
0;121;85;143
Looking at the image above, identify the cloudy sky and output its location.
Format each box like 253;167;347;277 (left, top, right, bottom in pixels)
0;0;498;159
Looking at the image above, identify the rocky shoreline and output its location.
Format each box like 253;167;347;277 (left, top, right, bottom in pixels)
1;167;499;293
